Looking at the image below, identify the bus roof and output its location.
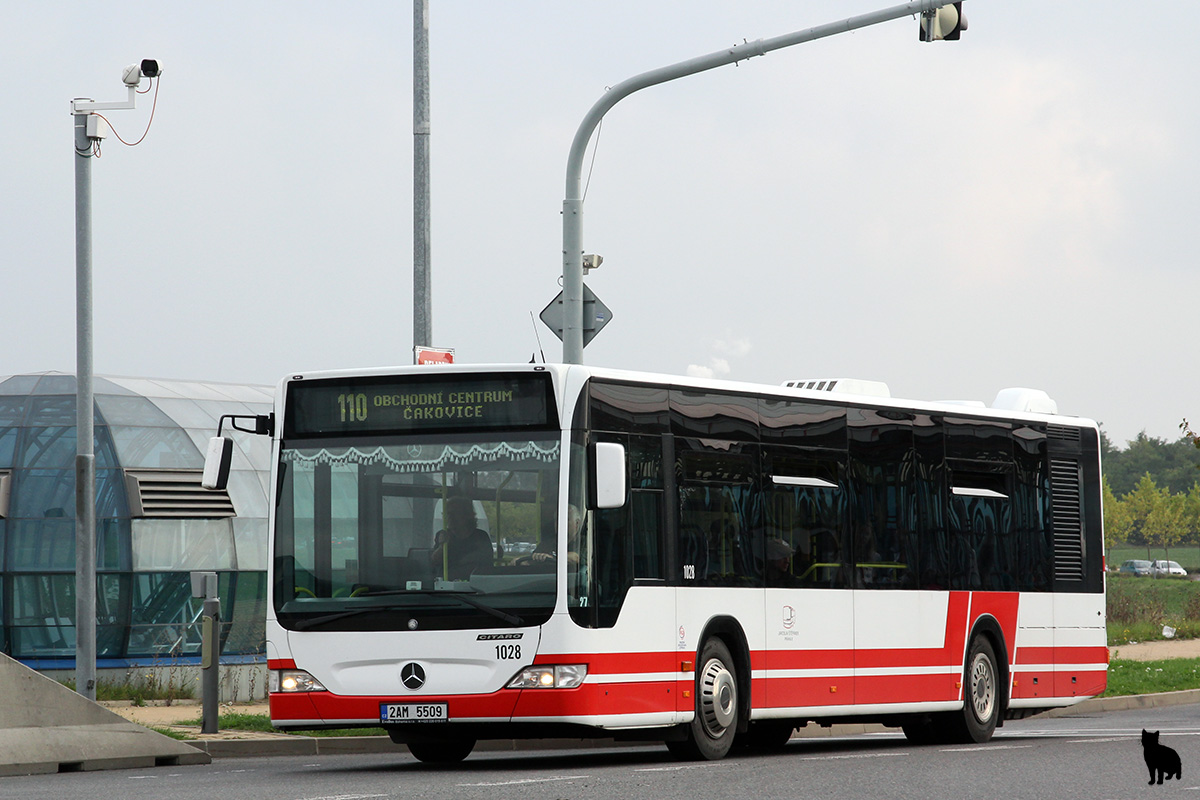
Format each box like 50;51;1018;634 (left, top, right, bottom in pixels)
276;363;1097;433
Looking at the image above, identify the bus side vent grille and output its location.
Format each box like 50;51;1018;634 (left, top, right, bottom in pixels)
1049;459;1084;581
125;470;236;519
1047;424;1081;442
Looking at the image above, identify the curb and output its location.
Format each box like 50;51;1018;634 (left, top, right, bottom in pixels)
185;693;1199;758
1042;688;1200;716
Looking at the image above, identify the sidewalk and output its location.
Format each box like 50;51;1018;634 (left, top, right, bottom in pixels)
102;637;1200;759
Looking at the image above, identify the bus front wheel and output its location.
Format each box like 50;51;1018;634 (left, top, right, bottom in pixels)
666;638;739;760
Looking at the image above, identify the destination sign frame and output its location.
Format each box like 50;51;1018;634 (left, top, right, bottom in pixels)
284;373;557;438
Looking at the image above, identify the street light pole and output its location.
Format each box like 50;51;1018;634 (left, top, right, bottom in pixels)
560;0;956;364
413;0;432;354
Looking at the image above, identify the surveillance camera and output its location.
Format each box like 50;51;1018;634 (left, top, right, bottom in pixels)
121;59;163;87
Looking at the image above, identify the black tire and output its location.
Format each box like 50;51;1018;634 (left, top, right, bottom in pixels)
737;720;795;752
902;637;1001;746
900;716;941;745
666;638;740;760
406;738;476;763
946;636;1000;744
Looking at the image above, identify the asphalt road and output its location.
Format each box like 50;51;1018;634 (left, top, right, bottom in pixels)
4;704;1199;800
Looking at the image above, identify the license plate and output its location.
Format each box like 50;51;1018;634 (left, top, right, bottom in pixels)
380;702;449;723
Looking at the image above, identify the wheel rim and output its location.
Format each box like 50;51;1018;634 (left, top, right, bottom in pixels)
699;657;737;739
968;651;996;722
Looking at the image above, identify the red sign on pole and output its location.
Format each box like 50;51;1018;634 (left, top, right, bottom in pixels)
414;346;455;365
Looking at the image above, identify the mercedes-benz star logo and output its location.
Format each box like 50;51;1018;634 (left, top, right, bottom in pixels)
401;662;426;691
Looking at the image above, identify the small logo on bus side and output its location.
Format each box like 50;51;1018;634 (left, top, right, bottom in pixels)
782;606;796;630
477;633;524;640
401;662;426;690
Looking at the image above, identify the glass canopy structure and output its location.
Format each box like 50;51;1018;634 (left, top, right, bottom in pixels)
0;372;272;668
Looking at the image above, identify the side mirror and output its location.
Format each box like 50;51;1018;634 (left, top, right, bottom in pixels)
201;436;233;491
590;442;626;510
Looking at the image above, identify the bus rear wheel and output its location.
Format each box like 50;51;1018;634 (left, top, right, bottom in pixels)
666;638;739;761
952;636;1000;743
901;636;1001;745
406;738;476;763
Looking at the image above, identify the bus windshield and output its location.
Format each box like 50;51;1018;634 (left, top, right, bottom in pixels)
273;436;563;631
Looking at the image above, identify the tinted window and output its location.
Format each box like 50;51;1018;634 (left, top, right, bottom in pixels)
579;434;666;628
1013;425;1051;591
763;447;846;588
945;417;1012;462
848;409;916;590
759;400;847;449
676;439;759;587
914;415;948;589
588;383;669;434
670;391;758;441
947;462;1014;591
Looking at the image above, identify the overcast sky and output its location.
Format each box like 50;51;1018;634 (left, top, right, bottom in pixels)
2;2;1196;447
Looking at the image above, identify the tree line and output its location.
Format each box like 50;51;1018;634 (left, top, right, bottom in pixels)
1102;428;1200;555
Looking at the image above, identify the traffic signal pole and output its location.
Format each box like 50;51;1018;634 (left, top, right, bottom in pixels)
560;0;959;364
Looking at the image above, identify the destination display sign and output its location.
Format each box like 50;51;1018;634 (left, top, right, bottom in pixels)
284;373;556;438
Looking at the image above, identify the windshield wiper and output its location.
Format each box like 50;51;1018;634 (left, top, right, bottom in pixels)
291;590;524;631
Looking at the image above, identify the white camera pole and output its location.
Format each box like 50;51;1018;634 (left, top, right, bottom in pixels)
70;103;98;702
70;61;160;700
560;0;956;364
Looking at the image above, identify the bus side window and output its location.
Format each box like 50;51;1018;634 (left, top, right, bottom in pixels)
676;443;759;587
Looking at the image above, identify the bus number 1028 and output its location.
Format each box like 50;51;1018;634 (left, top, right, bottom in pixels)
338;393;369;423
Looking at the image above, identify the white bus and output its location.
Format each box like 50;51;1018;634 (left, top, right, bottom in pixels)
205;364;1107;761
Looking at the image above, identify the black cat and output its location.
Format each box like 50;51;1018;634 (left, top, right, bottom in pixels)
1143;729;1182;785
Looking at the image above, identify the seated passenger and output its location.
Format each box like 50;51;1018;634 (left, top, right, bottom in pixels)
430;496;493;580
765;537;800;587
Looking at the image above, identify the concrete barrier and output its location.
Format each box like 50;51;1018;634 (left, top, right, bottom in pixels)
0;653;209;776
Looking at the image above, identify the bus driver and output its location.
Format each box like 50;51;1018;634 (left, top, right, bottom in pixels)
430;496;494;580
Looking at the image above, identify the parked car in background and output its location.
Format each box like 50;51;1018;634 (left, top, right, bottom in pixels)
1119;559;1152;576
1151;560;1188;578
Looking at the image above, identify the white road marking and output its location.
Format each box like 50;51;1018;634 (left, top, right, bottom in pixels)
798;752;909;761
458;776;587;787
942;745;1033;752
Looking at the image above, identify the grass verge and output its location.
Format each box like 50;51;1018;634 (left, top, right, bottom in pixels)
1105;657;1200;697
60;676;194;705
152;726;196;740
185;712;386;737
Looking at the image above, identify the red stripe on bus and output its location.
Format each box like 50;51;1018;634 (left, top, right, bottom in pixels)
512;681;676;719
1014;646;1108;665
853;673;961;705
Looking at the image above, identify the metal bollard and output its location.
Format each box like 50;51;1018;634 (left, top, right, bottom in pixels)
191;572;220;734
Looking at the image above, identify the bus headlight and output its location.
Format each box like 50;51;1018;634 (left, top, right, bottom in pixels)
506;664;587;689
271;669;327;693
